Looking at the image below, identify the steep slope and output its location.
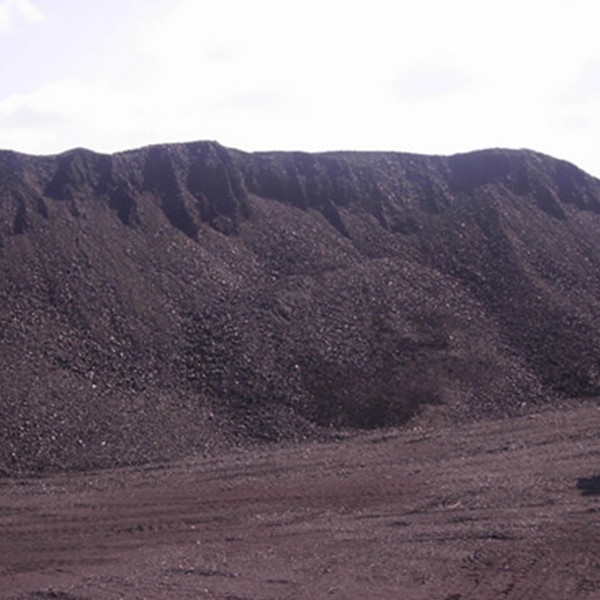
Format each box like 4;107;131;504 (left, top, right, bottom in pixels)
1;142;600;474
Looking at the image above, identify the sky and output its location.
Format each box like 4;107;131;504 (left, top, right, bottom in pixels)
1;0;599;176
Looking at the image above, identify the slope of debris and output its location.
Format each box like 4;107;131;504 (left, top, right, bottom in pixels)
1;142;600;474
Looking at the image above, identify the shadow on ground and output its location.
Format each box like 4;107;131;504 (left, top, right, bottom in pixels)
577;476;600;496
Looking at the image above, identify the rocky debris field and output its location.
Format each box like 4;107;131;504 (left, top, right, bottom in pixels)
3;142;600;597
3;402;600;599
2;142;600;473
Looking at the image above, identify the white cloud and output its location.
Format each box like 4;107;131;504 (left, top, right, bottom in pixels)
0;78;135;153
0;0;42;32
391;65;471;101
11;0;42;22
567;59;600;99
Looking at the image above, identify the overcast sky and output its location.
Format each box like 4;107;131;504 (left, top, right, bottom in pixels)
1;0;599;176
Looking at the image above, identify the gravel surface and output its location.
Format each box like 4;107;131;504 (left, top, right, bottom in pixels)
3;403;600;599
2;143;600;474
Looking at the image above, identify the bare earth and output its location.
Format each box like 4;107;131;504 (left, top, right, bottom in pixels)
3;404;600;600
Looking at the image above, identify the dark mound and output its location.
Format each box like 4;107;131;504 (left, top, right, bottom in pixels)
1;142;600;474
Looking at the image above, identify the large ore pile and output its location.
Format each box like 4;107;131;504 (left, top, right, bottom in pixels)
1;142;600;474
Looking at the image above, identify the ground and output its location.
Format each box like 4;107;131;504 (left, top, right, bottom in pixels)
3;403;600;599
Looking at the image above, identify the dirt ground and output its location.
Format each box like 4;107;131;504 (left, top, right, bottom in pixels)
3;403;600;599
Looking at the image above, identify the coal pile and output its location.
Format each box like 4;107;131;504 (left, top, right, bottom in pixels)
1;142;600;474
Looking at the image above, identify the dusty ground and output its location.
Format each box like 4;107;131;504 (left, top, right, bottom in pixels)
3;403;600;599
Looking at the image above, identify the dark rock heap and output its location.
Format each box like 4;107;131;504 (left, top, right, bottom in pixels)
2;141;600;474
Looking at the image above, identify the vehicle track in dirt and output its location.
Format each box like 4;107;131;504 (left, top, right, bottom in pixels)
3;403;600;599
